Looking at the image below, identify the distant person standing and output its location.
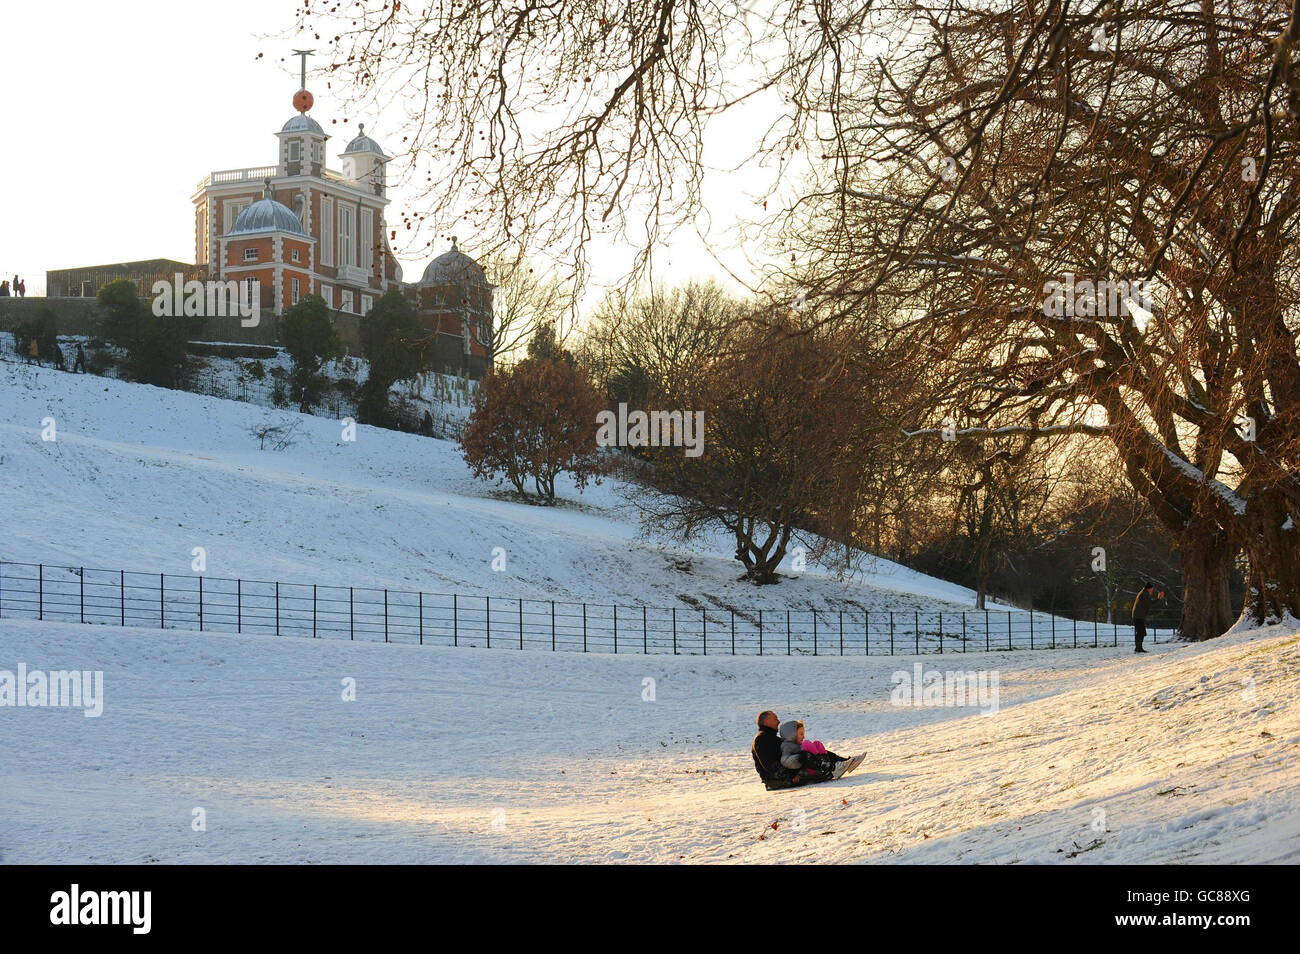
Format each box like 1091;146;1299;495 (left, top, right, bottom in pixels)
11;275;17;294
17;278;25;297
73;342;87;373
1131;582;1164;653
52;340;66;371
0;280;9;297
26;336;40;365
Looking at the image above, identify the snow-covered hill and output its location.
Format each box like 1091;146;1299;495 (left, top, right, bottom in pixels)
0;346;999;618
1;614;1295;863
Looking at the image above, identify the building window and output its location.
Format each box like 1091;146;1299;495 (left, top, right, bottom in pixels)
288;141;301;161
291;248;301;263
320;284;332;307
225;200;250;233
360;209;373;271
339;205;355;266
340;290;354;313
321;197;334;266
361;294;373;315
243;247;259;262
311;142;322;164
291;277;301;304
294;195;305;224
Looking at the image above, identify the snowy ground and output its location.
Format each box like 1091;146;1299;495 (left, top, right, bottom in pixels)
1;615;1295;863
0;343;1022;622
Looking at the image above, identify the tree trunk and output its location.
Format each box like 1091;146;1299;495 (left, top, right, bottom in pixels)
1178;516;1235;641
1239;489;1300;626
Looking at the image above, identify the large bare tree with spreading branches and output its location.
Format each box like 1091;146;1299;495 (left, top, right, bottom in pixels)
305;0;1300;637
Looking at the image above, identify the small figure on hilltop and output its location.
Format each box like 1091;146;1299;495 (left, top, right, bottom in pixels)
52;339;66;371
25;335;40;365
17;278;26;298
1131;582;1165;653
420;410;434;436
0;280;10;297
73;343;87;374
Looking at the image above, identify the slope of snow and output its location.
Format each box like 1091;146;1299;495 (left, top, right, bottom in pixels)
0;346;1014;621
1;616;1295;863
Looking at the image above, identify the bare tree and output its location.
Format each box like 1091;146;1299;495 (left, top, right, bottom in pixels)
309;1;1300;635
484;254;572;365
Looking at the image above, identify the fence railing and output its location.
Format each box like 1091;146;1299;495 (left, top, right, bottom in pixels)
0;561;1178;656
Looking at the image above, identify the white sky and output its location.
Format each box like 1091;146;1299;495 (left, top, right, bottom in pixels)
0;0;776;302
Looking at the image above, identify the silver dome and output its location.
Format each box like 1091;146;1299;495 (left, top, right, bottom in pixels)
341;123;386;156
419;240;488;285
230;197;307;236
281;113;325;135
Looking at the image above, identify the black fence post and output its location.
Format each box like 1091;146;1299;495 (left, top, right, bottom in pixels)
486;596;491;648
939;611;944;654
787;609;791;656
383;589;388;643
121;570;125;626
38;564;44;621
1051;613;1056;648
454;594;458;647
80;567;85;624
759;609;764;656
277;582;281;637
349;586;354;640
962;612;966;652
731;609;736;655
1030;612;1034;649
583;602;588;652
160;573;165;630
519;599;524;650
553;600;557;652
642;605;647;654
198;575;203;632
613;604;618;654
1073;614;1076;648
237;579;243;633
672;607;677;655
985;609;990;651
314;585;318;639
865;611;870;656
812;610;818;656
418;591;423;645
889;611;894;655
914;610;919;654
1008;612;1012;650
702;607;706;656
839;610;844;656
1094;616;1098;648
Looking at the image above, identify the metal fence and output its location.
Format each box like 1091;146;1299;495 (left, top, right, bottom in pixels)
0;561;1178;656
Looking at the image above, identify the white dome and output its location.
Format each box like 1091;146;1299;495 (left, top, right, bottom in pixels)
230;197;306;236
419;240;488;285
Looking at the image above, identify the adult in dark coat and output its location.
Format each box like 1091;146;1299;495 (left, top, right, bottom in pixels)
1131;582;1163;653
751;710;833;790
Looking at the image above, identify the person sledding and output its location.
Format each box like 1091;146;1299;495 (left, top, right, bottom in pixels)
779;720;851;779
751;710;863;789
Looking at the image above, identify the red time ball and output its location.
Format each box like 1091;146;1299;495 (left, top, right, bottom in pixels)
293;89;314;112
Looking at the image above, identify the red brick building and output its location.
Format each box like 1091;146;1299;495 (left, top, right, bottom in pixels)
191;89;495;377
